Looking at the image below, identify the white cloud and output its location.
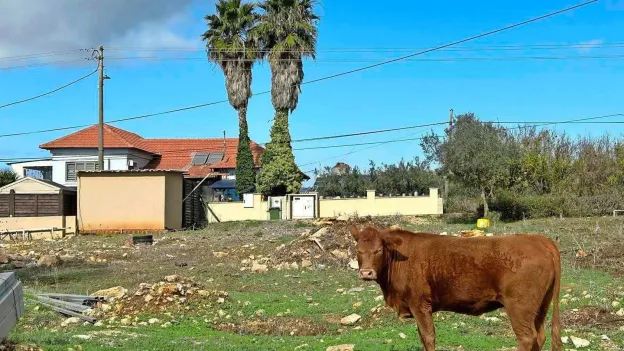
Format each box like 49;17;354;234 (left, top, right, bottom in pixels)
575;39;605;53
0;0;203;65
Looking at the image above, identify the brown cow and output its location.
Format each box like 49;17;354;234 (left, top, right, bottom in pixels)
349;225;562;351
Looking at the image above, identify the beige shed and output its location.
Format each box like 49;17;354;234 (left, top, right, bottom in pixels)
77;170;184;233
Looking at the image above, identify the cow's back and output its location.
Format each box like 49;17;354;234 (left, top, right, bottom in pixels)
397;233;558;315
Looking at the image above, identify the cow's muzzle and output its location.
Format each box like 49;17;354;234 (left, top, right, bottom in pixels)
359;269;376;280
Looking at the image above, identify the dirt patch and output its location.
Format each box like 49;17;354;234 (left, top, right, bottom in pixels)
561;306;624;329
215;317;334;336
574;243;624;277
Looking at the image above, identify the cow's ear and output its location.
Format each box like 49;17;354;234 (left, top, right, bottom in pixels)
383;235;403;249
349;225;360;241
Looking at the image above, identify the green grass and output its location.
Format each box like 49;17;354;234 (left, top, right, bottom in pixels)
6;216;624;350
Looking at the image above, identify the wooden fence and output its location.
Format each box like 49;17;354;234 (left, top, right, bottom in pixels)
0;190;76;218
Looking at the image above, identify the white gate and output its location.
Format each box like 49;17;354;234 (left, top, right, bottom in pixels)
291;196;315;219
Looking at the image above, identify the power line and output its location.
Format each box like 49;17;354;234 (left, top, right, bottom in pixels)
0;59;89;71
0;0;599;138
103;54;624;64
0;66;98;109
4;113;624;162
0;49;90;62
106;41;624;53
291;122;448;143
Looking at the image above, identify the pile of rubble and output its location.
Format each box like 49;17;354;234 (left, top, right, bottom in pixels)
88;275;229;318
0;250;65;269
269;216;390;271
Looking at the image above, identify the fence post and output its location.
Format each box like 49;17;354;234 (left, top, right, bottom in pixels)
8;190;15;217
58;189;65;215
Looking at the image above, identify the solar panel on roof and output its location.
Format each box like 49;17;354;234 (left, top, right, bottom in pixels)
191;152;209;165
206;152;224;165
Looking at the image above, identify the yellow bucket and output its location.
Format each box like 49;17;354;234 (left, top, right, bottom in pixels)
476;218;491;229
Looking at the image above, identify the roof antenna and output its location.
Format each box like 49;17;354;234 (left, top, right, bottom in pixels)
222;130;226;161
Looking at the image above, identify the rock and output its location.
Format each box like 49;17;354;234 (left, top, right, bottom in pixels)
399;333;407;339
331;250;349;260
336;215;351;222
38;255;61;267
72;335;91;340
122;253;128;258
348;259;359;270
290;262;299;270
301;259;312;268
120;318;131;326
295;344;309;350
310;227;329;239
439;232;448;236
485;233;494;237
255;309;265;317
601;334;610;341
389;224;402;230
326;345;354;351
570;336;590;348
340;314;361;325
92;286;127;299
148;318;160;325
122;238;133;248
0;251;9;264
612;301;620;308
375;295;384;302
251;261;268;273
484;317;500;323
459;229;485;238
61;317;81;327
217;297;225;304
561;336;569;344
94;321;104;327
616;308;624;316
100;303;111;312
213;252;228;258
144;294;154;303
164;275;179;282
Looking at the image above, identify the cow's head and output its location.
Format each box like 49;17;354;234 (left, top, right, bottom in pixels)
349;225;403;281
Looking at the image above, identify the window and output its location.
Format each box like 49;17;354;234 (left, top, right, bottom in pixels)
66;162;98;181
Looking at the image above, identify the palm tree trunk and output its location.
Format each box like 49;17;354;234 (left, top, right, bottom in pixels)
235;107;256;195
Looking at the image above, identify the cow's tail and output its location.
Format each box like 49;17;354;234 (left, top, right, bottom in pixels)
550;240;563;351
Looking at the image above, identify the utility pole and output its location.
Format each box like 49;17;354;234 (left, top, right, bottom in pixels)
443;108;454;204
97;45;104;170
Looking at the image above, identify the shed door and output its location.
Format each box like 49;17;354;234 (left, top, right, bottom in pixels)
292;196;315;219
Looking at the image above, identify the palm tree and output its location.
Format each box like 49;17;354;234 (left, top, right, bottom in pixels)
255;0;319;195
201;0;260;195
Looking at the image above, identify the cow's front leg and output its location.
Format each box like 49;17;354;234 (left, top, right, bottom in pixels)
410;301;435;351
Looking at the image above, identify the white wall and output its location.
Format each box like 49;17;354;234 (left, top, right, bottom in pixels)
50;148;134;186
9;160;53;178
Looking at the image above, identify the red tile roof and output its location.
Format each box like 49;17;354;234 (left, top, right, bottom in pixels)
40;124;264;178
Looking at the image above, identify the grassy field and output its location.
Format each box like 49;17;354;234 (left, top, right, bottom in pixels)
3;216;624;351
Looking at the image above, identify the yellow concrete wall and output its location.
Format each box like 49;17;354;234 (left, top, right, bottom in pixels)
0;216;77;239
0;178;60;194
205;189;442;222
164;173;183;229
78;173;169;231
206;194;268;223
320;189;442;217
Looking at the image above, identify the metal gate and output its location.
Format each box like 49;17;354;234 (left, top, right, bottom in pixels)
291;196;315;219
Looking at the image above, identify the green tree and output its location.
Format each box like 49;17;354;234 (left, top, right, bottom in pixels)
255;0;319;195
0;168;18;187
421;113;514;216
202;0;259;195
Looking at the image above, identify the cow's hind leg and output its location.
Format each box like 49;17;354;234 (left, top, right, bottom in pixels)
505;302;540;351
534;284;555;350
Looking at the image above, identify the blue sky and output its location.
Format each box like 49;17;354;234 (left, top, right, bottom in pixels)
1;0;623;184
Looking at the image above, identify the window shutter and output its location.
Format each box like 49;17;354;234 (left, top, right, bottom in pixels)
66;163;76;181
